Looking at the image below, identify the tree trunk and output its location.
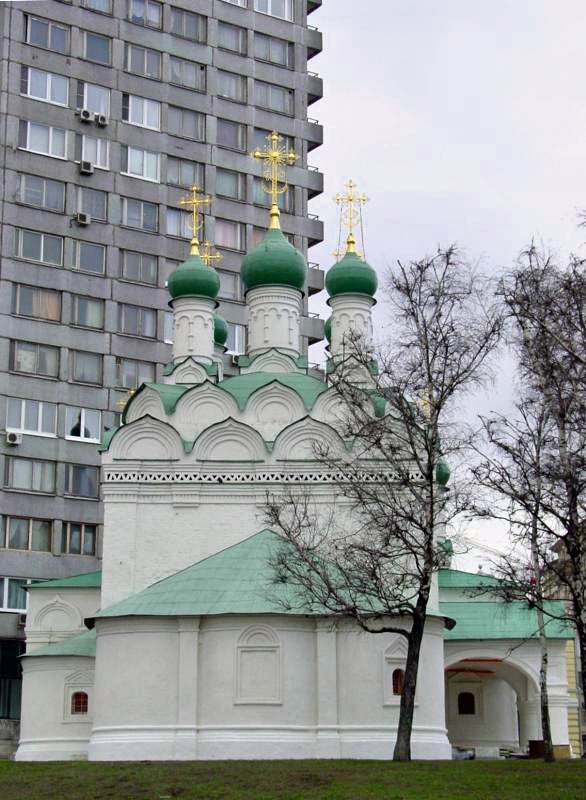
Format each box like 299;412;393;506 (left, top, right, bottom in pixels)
536;603;555;762
393;608;426;761
574;615;586;757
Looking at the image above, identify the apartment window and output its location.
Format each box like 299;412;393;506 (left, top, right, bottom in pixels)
226;322;246;354
18;120;66;159
2;517;51;552
122;94;160;130
218;22;247;55
65;407;101;442
254;177;293;212
254;0;293;21
15;229;63;265
120;250;157;284
6;398;57;436
253;127;294;153
5;457;56;494
128;0;162;29
64;464;99;498
77;81;110;116
170;7;206;42
78;187;107;221
116;357;155;389
10;341;59;378
74;241;105;275
17;174;64;213
254;32;294;68
166;208;192;239
217;70;247;103
217;169;246;201
254;80;293;115
118;304;156;338
215;219;245;251
25;15;69;53
121;146;160;182
83;31;111;65
72;296;104;329
163;311;173;343
124;43;161;80
222;0;247;5
71;692;89;714
75;134;109;169
122;198;158;232
20;66;68;106
167;157;204;190
81;0;112;13
61;523;97;555
71;351;102;385
0;578;29;612
218;270;241;301
12;285;61;322
217;118;246;151
169;57;206;92
167;107;205;141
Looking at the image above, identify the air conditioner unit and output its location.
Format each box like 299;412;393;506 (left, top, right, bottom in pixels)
79;160;94;175
74;212;91;226
17;614;27;629
5;431;22;446
231;355;239;366
78;108;93;123
94;113;108;127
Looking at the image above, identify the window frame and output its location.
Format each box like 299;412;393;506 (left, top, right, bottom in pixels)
167;106;205;142
217;70;247;103
15;228;63;266
128;0;162;29
81;0;113;14
215;218;246;252
6;398;57;437
64;407;102;443
120;250;158;285
10;340;60;379
166;156;204;190
253;0;293;22
18;120;67;160
71;350;103;386
77;186;108;222
116;357;155;389
73;241;106;275
82;30;112;65
217;118;247;152
25;15;70;54
217;168;246;202
20;65;69;107
226;322;246;355
4;456;56;495
71;691;89;715
64;463;100;499
254;31;294;69
169;56;206;92
121;197;159;233
71;295;105;330
166;207;192;240
169;7;206;43
121;93;161;131
12;283;62;323
218;21;248;55
77;81;110;116
254;79;294;115
76;133;110;170
61;522;98;556
121;145;160;183
0;578;30;613
118;303;157;339
124;43;162;80
2;516;52;553
17;173;65;213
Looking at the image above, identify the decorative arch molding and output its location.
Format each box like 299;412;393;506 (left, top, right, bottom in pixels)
64;666;95;686
445;647;540;697
33;596;82;633
273;416;347;462
191;418;266;462
63;666;95;722
125;388;166;425
235;624;281;705
243;382;306;441
171;358;210;386
312;388;349;428
109;416;184;462
241;350;300;374
173;382;238;441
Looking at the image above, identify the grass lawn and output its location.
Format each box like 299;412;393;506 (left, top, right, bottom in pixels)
1;759;586;800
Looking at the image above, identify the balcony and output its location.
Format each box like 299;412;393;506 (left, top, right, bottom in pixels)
302;313;325;346
307;0;322;14
307;262;324;296
306;25;322;60
307;72;323;106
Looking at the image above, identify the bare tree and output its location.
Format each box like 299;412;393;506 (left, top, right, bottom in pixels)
266;247;502;761
472;397;559;761
498;247;586;747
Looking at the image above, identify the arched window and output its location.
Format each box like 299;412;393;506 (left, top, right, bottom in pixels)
392;668;405;696
71;691;88;715
457;691;476;715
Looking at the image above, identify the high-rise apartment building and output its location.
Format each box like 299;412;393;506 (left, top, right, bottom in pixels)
0;0;323;732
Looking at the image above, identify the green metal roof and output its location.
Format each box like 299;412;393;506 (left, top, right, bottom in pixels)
26;629;96;658
217;373;327;412
28;571;102;589
96;530;314;620
438;568;501;589
441;600;574;640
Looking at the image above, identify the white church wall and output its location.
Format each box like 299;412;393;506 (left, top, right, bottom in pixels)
25;588;100;650
446;676;519;756
16;656;94;761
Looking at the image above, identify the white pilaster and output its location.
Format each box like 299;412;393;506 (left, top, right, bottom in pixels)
174;617;200;759
315;619;340;757
171;297;215;364
246;286;302;357
329;294;375;358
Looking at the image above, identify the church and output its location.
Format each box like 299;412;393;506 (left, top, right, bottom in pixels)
14;136;576;761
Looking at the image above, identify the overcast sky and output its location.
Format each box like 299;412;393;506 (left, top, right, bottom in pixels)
306;1;586;564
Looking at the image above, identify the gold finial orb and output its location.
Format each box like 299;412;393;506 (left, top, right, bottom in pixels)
178;184;211;256
334;179;369;256
252;131;298;230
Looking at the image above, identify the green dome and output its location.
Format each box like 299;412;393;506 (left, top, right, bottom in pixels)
326;251;378;299
436;459;451;487
214;313;228;347
242;228;306;292
168;252;220;300
324;316;332;342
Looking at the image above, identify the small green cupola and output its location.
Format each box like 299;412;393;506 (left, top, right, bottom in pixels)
326;235;378;300
241;221;307;293
324;316;332;343
168;248;220;301
213;313;228;347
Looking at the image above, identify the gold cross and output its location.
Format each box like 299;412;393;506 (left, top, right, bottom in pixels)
178;185;211;255
252;131;298;229
201;241;223;267
116;388;136;411
334;179;369;255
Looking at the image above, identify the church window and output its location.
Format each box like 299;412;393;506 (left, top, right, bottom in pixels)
392;668;405;696
458;691;476;715
71;691;88;714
